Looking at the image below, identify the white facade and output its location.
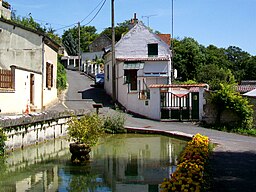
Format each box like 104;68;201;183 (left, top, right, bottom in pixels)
82;51;104;75
104;22;171;120
0;18;59;114
0;0;11;19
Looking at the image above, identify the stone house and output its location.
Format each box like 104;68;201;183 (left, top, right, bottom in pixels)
0;17;60;114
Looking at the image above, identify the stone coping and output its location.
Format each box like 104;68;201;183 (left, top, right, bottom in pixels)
0;109;87;128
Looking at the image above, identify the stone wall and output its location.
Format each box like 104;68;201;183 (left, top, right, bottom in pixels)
0;110;86;151
202;92;256;127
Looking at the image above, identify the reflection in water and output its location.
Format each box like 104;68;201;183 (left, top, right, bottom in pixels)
0;134;187;192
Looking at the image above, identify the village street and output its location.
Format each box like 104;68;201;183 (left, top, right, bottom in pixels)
49;69;256;192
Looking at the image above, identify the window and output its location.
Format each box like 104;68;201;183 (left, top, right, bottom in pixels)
148;43;158;56
46;63;53;88
124;69;137;91
106;64;109;80
0;68;14;89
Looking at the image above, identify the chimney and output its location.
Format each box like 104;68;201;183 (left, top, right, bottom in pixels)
129;13;138;29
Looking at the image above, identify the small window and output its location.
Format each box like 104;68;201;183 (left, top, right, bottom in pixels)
148;43;158;56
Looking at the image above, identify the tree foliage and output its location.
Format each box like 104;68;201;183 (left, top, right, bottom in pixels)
57;61;67;91
11;14;45;32
62;25;98;55
173;37;205;81
11;11;61;45
101;20;130;42
173;37;255;90
196;64;235;90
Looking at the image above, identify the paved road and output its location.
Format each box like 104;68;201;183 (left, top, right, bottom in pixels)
49;69;256;192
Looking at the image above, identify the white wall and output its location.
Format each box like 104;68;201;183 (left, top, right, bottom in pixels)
199;87;206;121
0;1;11;19
43;44;58;108
0;67;42;114
0;20;43;72
115;22;170;59
104;53;113;97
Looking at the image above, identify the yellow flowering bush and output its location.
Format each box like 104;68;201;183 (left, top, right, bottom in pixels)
161;133;210;192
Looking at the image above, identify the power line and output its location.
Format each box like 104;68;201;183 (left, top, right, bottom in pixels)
82;0;107;26
80;0;105;24
31;0;107;32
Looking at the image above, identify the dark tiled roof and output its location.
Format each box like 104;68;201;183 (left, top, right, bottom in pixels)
236;85;256;93
116;56;170;62
149;84;209;89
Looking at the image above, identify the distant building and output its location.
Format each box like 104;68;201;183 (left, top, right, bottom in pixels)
0;0;11;19
88;33;112;52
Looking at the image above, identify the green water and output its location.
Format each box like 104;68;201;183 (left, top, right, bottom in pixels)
0;134;187;192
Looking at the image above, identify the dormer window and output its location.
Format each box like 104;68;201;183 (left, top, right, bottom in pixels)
148;43;158;56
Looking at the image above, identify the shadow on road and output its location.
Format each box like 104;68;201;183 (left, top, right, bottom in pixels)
78;87;113;108
209;151;256;192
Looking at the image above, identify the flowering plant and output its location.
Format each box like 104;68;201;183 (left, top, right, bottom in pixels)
160;133;210;192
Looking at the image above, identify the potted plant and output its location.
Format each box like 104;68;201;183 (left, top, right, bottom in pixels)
67;113;104;163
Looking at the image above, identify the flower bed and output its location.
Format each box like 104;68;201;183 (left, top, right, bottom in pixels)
161;133;210;192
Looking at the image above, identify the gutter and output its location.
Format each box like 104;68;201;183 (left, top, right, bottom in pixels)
41;37;45;110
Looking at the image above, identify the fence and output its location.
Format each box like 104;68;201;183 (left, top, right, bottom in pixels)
0;69;13;89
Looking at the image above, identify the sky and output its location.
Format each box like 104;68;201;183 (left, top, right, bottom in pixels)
7;0;256;55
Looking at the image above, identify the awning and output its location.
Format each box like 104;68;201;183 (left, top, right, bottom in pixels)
123;63;144;70
243;88;256;97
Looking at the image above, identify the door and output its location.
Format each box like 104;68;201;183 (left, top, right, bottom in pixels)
30;74;35;105
191;92;199;119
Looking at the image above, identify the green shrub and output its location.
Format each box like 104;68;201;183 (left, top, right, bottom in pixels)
57;62;67;91
67;113;104;147
210;83;254;129
103;112;126;134
0;128;7;156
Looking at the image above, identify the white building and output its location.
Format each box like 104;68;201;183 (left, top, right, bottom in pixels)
104;21;172;119
0;17;60;114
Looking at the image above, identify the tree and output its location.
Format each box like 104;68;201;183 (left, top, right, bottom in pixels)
46;27;62;45
205;45;231;69
62;33;78;56
62;25;98;54
196;64;235;90
101;20;130;42
173;37;205;81
225;46;251;81
243;56;256;80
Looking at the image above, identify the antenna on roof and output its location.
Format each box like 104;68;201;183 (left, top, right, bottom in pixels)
142;14;157;28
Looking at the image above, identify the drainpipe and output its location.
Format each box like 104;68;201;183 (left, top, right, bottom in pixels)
41;37;45;111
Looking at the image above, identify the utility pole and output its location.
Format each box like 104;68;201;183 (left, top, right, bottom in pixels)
111;0;116;102
142;14;157;28
171;0;174;81
78;22;81;71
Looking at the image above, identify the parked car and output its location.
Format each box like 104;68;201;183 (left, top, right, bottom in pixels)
95;73;104;87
